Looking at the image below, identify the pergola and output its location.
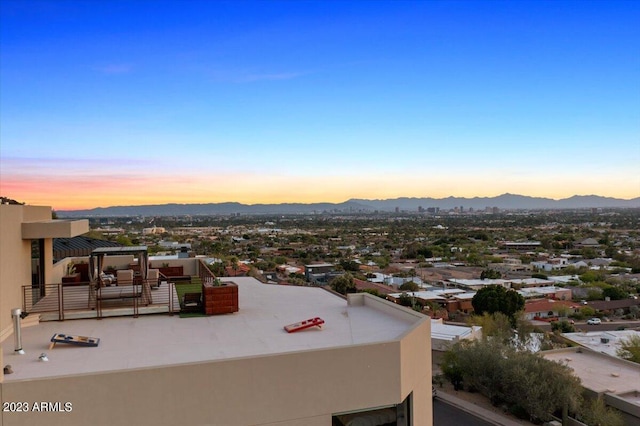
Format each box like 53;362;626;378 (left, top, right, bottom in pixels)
88;246;153;310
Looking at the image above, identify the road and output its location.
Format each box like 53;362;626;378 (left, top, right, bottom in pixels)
433;398;493;426
534;320;640;332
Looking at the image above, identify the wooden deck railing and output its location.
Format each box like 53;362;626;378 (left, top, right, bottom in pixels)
198;259;218;284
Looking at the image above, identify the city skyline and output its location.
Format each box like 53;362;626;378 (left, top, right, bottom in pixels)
1;1;639;210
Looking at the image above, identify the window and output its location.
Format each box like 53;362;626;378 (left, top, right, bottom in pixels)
332;393;412;426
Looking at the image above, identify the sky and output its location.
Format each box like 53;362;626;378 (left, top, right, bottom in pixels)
1;0;639;210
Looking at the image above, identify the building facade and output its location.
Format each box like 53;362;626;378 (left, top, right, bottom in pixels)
1;204;433;426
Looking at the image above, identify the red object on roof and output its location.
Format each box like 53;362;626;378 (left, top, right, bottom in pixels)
284;317;325;333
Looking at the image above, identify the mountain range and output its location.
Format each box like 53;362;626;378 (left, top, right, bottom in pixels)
56;194;640;217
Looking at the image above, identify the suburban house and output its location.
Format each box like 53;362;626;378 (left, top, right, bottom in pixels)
430;319;482;351
531;257;569;271
304;262;339;284
492;257;532;272
1;203;434;426
523;299;582;320
387;289;476;317
585;298;640;316
500;241;542;251
574;238;601;249
560;330;640;359
446;278;511;291
518;286;572;301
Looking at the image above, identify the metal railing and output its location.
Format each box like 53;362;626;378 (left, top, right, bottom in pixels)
22;280;177;320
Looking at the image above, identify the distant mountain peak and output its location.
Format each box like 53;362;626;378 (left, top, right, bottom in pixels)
55;194;640;217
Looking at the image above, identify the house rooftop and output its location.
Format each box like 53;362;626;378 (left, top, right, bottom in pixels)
542;347;640;398
561;330;640;358
430;319;478;341
388;291;446;301
3;277;424;382
447;278;509;288
523;299;581;314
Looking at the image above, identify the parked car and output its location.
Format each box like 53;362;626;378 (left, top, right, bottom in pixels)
587;318;602;325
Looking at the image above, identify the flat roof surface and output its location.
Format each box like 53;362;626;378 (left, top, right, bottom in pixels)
92;246;148;254
562;330;640;358
448;279;508;287
542;348;640;397
3;277;420;382
430;320;474;340
389;291;446;300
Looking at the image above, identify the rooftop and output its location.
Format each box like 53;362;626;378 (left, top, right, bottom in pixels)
448;278;509;287
3;277;423;382
542;347;640;397
523;299;581;313
518;286;565;297
430;319;479;341
561;330;640;358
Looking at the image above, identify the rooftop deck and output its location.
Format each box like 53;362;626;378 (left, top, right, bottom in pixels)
3;277;424;382
24;281;180;321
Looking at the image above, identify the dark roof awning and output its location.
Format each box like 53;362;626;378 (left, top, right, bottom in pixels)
54;236;122;262
91;246;148;256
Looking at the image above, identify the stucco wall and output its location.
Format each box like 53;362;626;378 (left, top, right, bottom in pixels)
1;327;432;426
0;206;45;341
399;313;432;425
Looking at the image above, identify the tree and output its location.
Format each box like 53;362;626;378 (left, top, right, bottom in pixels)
480;269;502;280
602;286;628;301
399;281;420;292
531;273;548;280
616;334;640;363
468;312;513;344
472;285;525;324
116;235;133;246
286;276;306;286
551;320;575;333
339;259;360;272
397;293;414;307
206;261;226;277
580;270;605;283
359;288;387;299
228;256;239;276
0;196;24;204
580;397;624;426
579;306;596;318
441;339;583;421
330;273;356;295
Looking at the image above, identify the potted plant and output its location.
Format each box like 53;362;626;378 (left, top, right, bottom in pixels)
74;261;90;282
202;278;238;315
62;262;81;284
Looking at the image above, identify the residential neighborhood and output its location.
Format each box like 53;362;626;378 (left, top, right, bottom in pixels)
2;1;639;425
2;200;640;425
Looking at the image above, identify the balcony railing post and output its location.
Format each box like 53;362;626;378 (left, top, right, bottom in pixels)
170;282;174;316
58;283;64;321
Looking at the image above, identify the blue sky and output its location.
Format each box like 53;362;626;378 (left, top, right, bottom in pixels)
1;0;639;209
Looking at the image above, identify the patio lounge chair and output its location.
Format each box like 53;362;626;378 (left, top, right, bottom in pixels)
116;269;134;286
147;268;160;288
182;293;202;313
